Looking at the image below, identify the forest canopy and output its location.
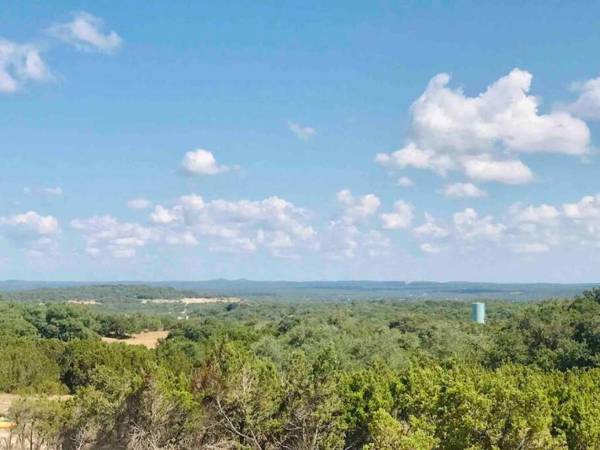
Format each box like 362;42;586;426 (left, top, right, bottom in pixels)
1;288;600;449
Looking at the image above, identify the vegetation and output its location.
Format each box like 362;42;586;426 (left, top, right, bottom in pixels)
1;288;600;449
0;284;199;303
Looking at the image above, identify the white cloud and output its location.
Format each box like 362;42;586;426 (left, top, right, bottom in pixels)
565;77;600;120
164;231;199;247
397;176;414;187
563;194;600;220
561;194;600;243
376;69;590;184
67;189;600;264
323;190;387;258
322;222;359;259
376;142;454;176
462;157;534;185
48;11;122;54
505;196;600;253
71;215;157;259
512;242;550;254
411;69;589;156
24;186;63;196
288;121;316;141
150;194;315;257
413;213;449;238
150;205;178;224
380;200;414;230
510;207;561;248
180;149;230;176
127;198;152;209
412;202;567;255
420;243;442;254
1;211;60;257
511;203;560;224
453;208;506;241
1;211;60;238
336;190;381;222
441;182;486;198
0;38;49;93
323;221;390;259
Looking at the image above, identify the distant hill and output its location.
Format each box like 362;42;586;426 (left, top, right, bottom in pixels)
1;280;599;301
0;284;199;302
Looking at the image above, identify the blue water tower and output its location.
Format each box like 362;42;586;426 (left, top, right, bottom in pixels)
472;302;485;324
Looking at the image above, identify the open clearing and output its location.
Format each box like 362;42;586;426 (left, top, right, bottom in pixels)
101;330;169;349
140;296;241;304
0;394;16;416
0;394;71;416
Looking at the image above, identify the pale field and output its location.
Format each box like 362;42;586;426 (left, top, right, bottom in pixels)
0;394;16;416
140;296;241;304
66;299;99;305
0;394;71;416
101;330;169;349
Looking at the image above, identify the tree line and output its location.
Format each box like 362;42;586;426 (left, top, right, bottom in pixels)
2;290;600;449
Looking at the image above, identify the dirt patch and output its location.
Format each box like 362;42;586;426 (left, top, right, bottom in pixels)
67;299;98;305
0;394;71;415
0;394;17;416
141;297;241;304
101;330;169;349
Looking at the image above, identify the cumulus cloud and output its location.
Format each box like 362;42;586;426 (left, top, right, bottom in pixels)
150;205;178;224
323;190;388;258
511;203;560;225
1;211;60;256
453;208;506;241
324;221;390;259
180;149;230;176
561;194;600;243
376;69;590;184
69;188;600;263
413;213;449;238
565;77;600;120
376;143;454;176
505;197;600;253
462;157;534;185
506;197;600;254
380;200;414;230
441;182;487;198
149;194;315;257
0;38;49;93
0;211;60;238
71;215;157;259
397;176;414;187
48;11;122;54
288;121;316;140
563;194;600;220
127;198;152;209
411;69;589;155
336;190;381;222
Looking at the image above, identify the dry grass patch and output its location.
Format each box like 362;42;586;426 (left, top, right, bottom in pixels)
101;330;169;349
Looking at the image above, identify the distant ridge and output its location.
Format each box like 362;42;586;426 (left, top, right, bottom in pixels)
1;280;598;300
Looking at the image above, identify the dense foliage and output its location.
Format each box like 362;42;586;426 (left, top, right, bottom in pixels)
1;289;600;449
0;284;199;302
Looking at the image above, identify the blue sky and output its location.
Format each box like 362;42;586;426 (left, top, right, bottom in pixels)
2;1;600;282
